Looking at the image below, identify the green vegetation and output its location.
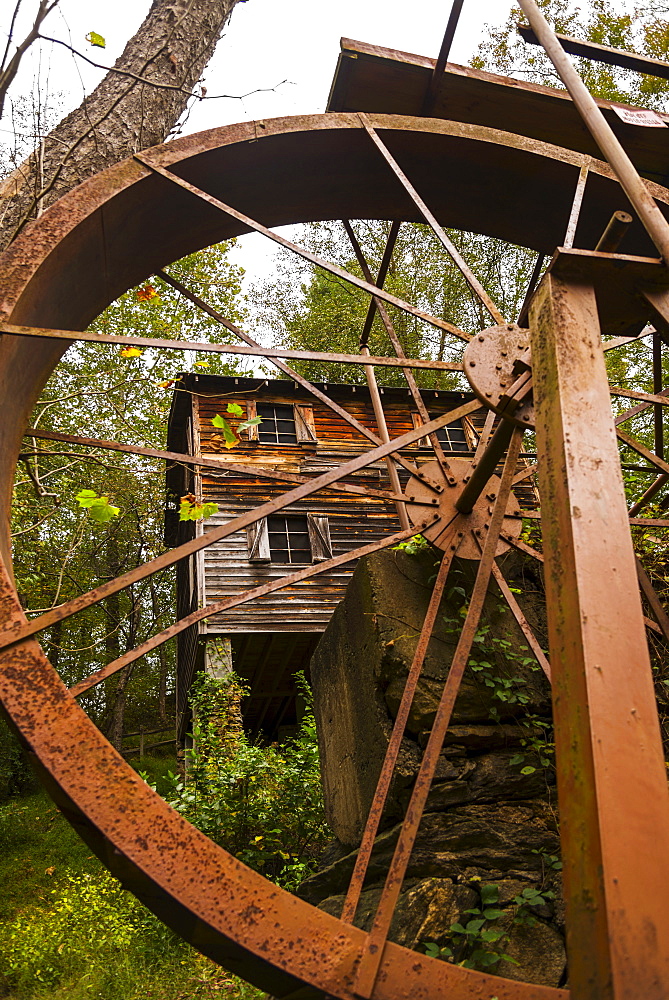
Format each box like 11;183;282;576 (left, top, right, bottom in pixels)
165;673;328;890
0;768;263;1000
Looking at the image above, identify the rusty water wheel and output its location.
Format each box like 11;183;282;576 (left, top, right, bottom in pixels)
1;113;669;1000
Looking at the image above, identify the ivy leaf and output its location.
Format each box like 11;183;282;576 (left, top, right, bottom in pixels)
227;402;244;417
238;416;262;432
211;414;239;448
75;490;120;522
86;31;106;48
520;765;537;775
480;884;500;905
179;499;219;521
119;347;142;358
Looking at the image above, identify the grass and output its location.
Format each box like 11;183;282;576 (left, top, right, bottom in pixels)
0;756;264;1000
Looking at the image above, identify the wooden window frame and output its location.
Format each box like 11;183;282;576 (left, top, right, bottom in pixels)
247;514;332;563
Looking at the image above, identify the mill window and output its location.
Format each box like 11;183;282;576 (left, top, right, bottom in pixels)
434;418;470;452
257;403;298;444
267;515;312;563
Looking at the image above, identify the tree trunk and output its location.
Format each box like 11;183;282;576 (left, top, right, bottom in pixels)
0;0;244;250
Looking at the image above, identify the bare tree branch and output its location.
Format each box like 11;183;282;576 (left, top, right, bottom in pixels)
0;0;245;250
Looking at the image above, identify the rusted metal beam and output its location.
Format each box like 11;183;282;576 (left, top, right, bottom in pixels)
654;330;664;459
343;220;455;486
23;427;427;507
359;222;401;350
70;518;437;697
635;557;669;642
353;430;524;998
611;386;669;411
0;407;469;652
0;322;461;372
530;270;669;999
519;22;669;82
518;0;669;261
135;153;468;340
629;476;669;517
340;545;456;924
490;559;551;681
423;0;465;113
358;113;503;328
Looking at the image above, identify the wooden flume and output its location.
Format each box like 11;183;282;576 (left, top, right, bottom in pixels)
0;4;669;998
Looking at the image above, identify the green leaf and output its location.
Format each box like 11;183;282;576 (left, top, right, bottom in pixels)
465;918;485;933
449;922;466;935
509;754;525;765
482;908;505;920
75;490;119;521
423;942;440;958
86;31;106;48
211;415;239;448
479;883;499;905
227;402;244;417
520;765;536;775
238;416;263;432
480;928;504;942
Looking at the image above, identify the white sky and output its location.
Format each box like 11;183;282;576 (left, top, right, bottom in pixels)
1;0;518;288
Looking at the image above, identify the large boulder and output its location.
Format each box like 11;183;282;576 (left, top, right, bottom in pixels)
304;546;566;987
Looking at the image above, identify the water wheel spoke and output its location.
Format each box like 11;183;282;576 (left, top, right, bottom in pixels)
353;427;524;997
343;220;456;485
1;411;462;651
135;153;468;341
340;545;457;924
69;518;436;698
358;113;503;328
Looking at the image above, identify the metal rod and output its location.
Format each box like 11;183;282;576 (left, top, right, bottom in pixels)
0;323;460;373
517;253;546;326
135;153;468;339
611;386;669;410
340;546;456;923
1;407;469;652
455;417;514;514
617;424;669;477
353;429;524;998
360;346;411;530
628;475;669;517
357;113;504;327
517;0;669;261
564;164;589;249
359;221;401;350
519;23;669;82
343;220;455;485
654;331;664;460
22;428;424;507
69;519;436;697
422;0;466;114
595;210;633;253
490;560;551;681
636;557;669;642
158;268;442;489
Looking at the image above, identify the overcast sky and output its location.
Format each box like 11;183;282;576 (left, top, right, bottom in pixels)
2;1;526;287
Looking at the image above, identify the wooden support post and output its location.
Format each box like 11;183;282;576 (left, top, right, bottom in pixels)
530;272;669;999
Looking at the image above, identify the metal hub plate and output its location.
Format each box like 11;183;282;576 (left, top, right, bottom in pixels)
463;324;535;428
404;459;523;558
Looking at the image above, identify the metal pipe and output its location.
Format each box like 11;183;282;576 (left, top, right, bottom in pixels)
594;210;633;252
423;0;466;114
455;417;514;514
518;0;669;262
361;347;411;530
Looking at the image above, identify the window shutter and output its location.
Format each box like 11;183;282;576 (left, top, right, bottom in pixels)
247;518;271;562
411;412;426;447
245;400;259;441
294;404;317;443
307;514;332;562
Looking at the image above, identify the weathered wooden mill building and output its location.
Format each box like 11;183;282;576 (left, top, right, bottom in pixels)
166;373;536;742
